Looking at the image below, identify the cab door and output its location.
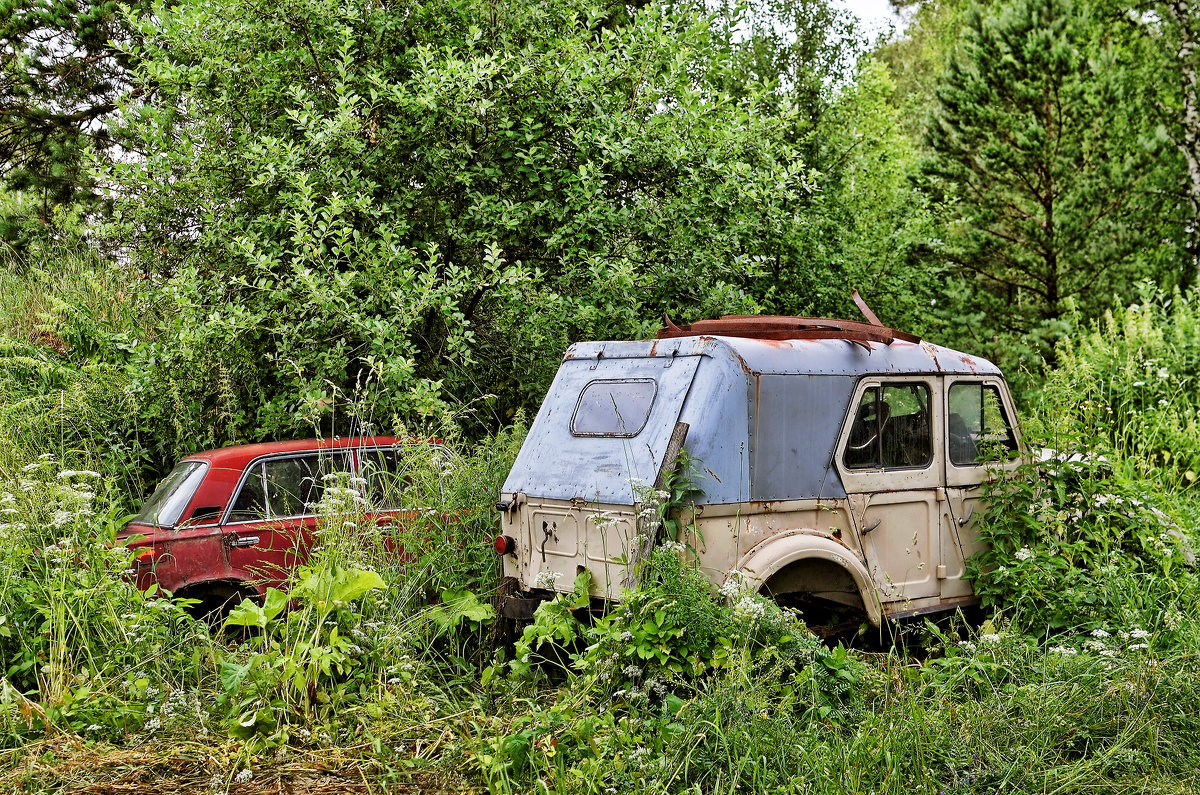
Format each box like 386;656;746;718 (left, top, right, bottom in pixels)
940;378;1021;597
837;379;942;603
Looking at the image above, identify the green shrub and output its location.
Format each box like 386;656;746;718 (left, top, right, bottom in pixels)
1044;284;1200;488
0;455;210;745
968;449;1197;634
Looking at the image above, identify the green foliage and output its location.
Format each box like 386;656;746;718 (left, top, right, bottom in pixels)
0;455;210;745
925;0;1183;365
0;0;147;222
103;0;831;443
1045;286;1200;487
969;451;1196;632
218;563;385;747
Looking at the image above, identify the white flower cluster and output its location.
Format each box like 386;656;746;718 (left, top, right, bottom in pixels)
1014;546;1033;561
533;569;563;589
719;569;752;601
733;595;767;625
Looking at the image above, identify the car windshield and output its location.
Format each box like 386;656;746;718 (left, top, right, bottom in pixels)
133;461;209;527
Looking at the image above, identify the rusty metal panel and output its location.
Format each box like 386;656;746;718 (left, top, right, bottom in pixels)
750;374;853;501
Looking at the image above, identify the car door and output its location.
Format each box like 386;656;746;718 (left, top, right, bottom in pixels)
940;378;1022;598
837;379;943;604
222;451;351;591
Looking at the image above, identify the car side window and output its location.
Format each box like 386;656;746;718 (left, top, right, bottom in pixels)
947;382;1018;465
228;452;351;522
229;464;268;521
360;449;405;509
844;383;932;470
264;457;316;518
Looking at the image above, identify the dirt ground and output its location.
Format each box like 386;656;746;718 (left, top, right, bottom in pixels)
1;740;473;794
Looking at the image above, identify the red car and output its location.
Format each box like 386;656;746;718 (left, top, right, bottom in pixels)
119;436;440;619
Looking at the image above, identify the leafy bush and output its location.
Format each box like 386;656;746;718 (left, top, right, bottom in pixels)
1045;285;1200;488
969;449;1196;633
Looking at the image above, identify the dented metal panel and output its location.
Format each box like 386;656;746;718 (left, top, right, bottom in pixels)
501;354;702;504
751;374;853;501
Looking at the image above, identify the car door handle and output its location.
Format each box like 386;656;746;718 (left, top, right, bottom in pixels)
862;519;882;534
958;506;975;527
230;535;260;548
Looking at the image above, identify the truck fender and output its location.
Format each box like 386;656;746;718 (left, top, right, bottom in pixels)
734;529;883;626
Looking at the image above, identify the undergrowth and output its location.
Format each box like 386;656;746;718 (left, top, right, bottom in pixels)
5;272;1200;792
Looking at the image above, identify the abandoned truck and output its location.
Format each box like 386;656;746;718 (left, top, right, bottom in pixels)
494;312;1022;627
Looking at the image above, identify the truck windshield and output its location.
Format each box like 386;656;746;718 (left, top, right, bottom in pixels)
133;461;209;527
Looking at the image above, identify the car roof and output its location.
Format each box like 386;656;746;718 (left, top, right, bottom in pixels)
564;335;1002;378
180;436;416;468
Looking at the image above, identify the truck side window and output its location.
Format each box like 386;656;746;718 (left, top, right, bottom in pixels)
844;383;931;470
571;379;658;437
948;383;1017;465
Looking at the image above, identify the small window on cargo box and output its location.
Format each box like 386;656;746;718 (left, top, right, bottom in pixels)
571;379;658;437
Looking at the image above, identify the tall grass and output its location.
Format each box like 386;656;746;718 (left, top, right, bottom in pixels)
4;256;1200;792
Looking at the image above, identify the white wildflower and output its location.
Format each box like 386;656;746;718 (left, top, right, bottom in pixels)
980;633;1001;645
1049;646;1078;655
1090;628;1111;638
533;569;562;589
733;595;767;624
235;769;253;783
591;511;619;529
719;570;751;600
1014;547;1033;561
1128;643;1149;651
1129;628;1151;639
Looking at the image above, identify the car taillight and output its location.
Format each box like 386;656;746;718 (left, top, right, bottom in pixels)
493;535;516;556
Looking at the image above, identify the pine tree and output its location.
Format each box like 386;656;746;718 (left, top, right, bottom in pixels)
925;0;1178;339
0;0;147;230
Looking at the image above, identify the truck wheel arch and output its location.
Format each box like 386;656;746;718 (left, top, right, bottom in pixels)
735;530;883;626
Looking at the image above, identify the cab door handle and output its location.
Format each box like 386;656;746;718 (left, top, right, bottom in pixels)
230;535;260;548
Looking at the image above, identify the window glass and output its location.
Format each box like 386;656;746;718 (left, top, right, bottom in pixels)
948;383;1018;465
844;383;932;470
133;461;209;527
571;379;658;437
360;445;452;509
361;449;405;509
229;464;267;522
264;457;315;518
264;453;352;517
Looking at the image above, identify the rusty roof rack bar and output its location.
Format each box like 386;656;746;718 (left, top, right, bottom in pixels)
657;315;921;345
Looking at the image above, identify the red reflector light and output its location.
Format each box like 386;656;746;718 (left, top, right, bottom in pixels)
493;535;515;556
